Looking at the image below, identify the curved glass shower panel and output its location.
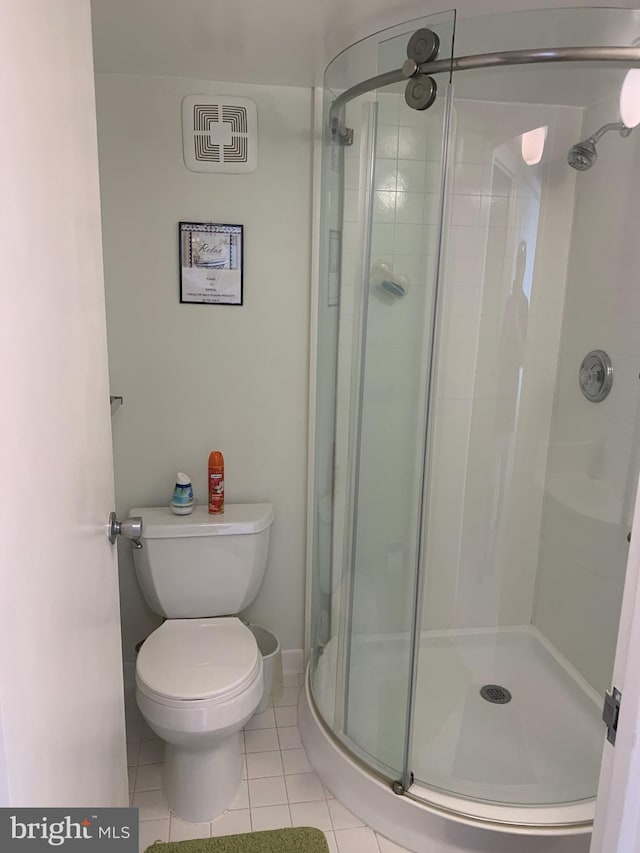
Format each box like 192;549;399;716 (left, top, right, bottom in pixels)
309;84;342;722
309;11;455;782
410;7;640;808
310;33;390;727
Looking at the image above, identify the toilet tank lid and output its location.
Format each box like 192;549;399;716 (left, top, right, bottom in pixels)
129;503;274;539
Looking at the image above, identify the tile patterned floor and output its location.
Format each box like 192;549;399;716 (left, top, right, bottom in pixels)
126;672;411;853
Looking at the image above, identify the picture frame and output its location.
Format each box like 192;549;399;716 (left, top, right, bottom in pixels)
179;222;244;305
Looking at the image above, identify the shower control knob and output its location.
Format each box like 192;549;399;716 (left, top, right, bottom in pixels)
580;365;602;385
578;350;613;402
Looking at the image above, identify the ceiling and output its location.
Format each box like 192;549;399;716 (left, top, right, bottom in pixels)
90;0;640;88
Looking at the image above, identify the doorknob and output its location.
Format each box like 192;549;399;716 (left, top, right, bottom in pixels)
108;512;143;548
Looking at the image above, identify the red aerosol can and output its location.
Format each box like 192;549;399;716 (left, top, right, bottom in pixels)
208;451;224;514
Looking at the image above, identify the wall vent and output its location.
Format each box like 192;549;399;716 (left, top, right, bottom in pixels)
182;95;257;173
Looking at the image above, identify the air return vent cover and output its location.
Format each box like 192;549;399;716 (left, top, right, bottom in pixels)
182;95;257;173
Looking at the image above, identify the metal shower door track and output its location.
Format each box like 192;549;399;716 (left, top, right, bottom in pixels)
329;44;640;129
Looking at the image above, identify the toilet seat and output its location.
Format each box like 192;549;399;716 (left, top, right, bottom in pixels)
136;616;260;703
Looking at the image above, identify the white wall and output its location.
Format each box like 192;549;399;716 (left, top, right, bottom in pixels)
533;96;640;695
95;74;313;661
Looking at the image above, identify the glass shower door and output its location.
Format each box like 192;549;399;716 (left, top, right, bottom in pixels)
336;13;455;783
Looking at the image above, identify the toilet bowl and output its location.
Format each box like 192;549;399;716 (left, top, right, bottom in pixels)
129;503;275;823
136;617;263;823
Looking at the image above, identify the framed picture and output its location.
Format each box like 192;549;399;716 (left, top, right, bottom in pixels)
179;222;243;305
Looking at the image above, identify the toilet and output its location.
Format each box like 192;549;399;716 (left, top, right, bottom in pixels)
130;502;274;823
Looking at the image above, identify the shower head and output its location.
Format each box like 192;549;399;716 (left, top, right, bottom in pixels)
567;122;633;171
567;137;598;171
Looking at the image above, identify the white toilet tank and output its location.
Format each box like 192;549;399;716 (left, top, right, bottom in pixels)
129;503;274;618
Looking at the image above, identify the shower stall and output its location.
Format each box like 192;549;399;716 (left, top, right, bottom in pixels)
300;7;640;852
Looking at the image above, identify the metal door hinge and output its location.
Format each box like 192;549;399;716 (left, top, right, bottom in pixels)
330;117;354;146
603;687;621;745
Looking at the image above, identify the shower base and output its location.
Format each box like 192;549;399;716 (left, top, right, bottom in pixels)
300;626;600;853
411;627;603;807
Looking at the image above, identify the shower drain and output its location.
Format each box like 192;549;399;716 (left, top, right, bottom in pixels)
480;684;512;704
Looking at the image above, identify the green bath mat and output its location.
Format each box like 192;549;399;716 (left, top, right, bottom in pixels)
145;827;329;853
